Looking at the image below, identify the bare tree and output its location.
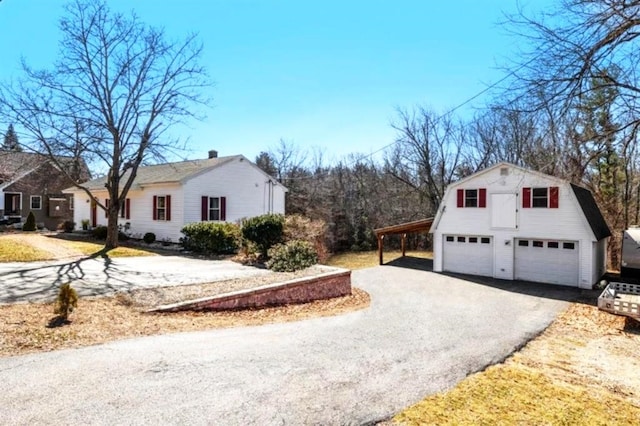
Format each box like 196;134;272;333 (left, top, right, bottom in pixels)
0;0;210;248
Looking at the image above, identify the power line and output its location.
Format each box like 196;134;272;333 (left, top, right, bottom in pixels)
280;53;541;181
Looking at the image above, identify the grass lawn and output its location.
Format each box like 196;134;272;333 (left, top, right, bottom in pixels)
62;240;156;258
395;363;640;425
324;250;432;270
0;237;53;262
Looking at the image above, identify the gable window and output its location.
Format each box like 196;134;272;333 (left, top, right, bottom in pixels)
30;195;42;210
153;195;171;221
522;186;559;208
201;196;226;221
456;188;486;208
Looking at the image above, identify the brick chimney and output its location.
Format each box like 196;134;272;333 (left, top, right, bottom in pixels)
208;150;218;159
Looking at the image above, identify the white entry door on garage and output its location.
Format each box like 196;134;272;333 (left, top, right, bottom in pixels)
443;235;493;277
515;239;579;286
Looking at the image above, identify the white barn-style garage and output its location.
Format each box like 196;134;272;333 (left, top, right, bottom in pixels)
430;162;611;289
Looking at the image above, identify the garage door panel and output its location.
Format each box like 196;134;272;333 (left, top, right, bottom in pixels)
443;235;493;277
515;239;578;286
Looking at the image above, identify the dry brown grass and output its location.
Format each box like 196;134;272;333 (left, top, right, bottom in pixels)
0;235;54;262
325;250;432;270
393;303;640;425
61;240;156;258
0;287;370;358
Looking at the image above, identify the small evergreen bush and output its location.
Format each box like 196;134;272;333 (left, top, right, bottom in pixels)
62;220;75;233
54;283;78;320
180;222;241;254
92;225;108;239
143;232;156;244
23;211;36;231
241;214;285;257
266;240;318;272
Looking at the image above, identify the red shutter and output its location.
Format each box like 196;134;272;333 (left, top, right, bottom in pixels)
457;189;464;208
479;188;486;208
522;187;531;208
125;198;131;219
201;196;208;221
105;198;110;218
152;196;157;220
220;196;226;221
549;186;559;208
166;195;171;221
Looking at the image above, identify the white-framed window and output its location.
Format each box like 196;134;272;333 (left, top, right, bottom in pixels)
30;195;42;210
208;197;220;221
156;196;166;221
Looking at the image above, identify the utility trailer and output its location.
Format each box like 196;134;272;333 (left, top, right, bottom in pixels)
598;281;640;320
597;229;640;320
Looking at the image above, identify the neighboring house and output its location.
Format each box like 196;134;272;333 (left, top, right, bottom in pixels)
430;162;611;289
64;151;287;242
0;151;89;230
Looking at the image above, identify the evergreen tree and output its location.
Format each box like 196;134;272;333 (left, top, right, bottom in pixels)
2;124;21;151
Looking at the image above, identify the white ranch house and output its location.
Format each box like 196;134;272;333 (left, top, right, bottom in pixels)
430;162;611;289
65;153;286;242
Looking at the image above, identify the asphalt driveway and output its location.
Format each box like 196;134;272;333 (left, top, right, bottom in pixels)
0;261;576;425
0;255;270;304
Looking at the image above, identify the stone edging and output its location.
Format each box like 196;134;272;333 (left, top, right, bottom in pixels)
149;268;352;312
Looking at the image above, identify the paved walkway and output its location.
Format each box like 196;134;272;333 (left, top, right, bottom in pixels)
0;256;270;304
0;262;577;425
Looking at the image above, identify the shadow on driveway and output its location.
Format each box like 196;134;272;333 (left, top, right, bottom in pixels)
384;255;598;306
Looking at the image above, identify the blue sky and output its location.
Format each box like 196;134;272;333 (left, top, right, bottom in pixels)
0;0;547;164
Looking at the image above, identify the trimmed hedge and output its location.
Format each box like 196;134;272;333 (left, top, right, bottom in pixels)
241;214;285;256
181;222;241;254
266;240;318;272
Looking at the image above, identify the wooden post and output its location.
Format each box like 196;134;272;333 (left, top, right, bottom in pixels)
378;234;384;265
401;233;407;257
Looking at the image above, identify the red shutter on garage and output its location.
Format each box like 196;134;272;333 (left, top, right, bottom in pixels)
220;197;226;221
457;189;464;207
522;187;531;208
549;186;559;208
166;195;171;221
105;198;109;218
152;196;157;220
125;198;131;219
201;196;208;221
479;188;486;208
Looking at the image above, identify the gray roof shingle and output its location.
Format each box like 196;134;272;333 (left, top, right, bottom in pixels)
80;155;242;190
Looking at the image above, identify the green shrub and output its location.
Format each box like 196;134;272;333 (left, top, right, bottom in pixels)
62;220;75;233
92;225;108;239
180;222;241;254
54;283;78;320
284;215;329;262
23;211;36;231
143;232;156;244
241;214;285;256
266;240;318;272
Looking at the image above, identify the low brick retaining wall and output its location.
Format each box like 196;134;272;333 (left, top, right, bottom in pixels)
150;268;352;312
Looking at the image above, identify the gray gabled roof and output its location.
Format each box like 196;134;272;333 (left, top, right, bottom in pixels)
77;155;243;190
0;151;90;189
570;183;612;240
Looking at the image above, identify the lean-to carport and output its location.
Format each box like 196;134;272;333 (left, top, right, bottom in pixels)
373;218;434;265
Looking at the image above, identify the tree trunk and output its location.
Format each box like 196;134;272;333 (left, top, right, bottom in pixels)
105;205;120;250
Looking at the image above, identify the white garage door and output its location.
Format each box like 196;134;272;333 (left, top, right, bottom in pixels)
515;239;578;286
443;235;493;277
